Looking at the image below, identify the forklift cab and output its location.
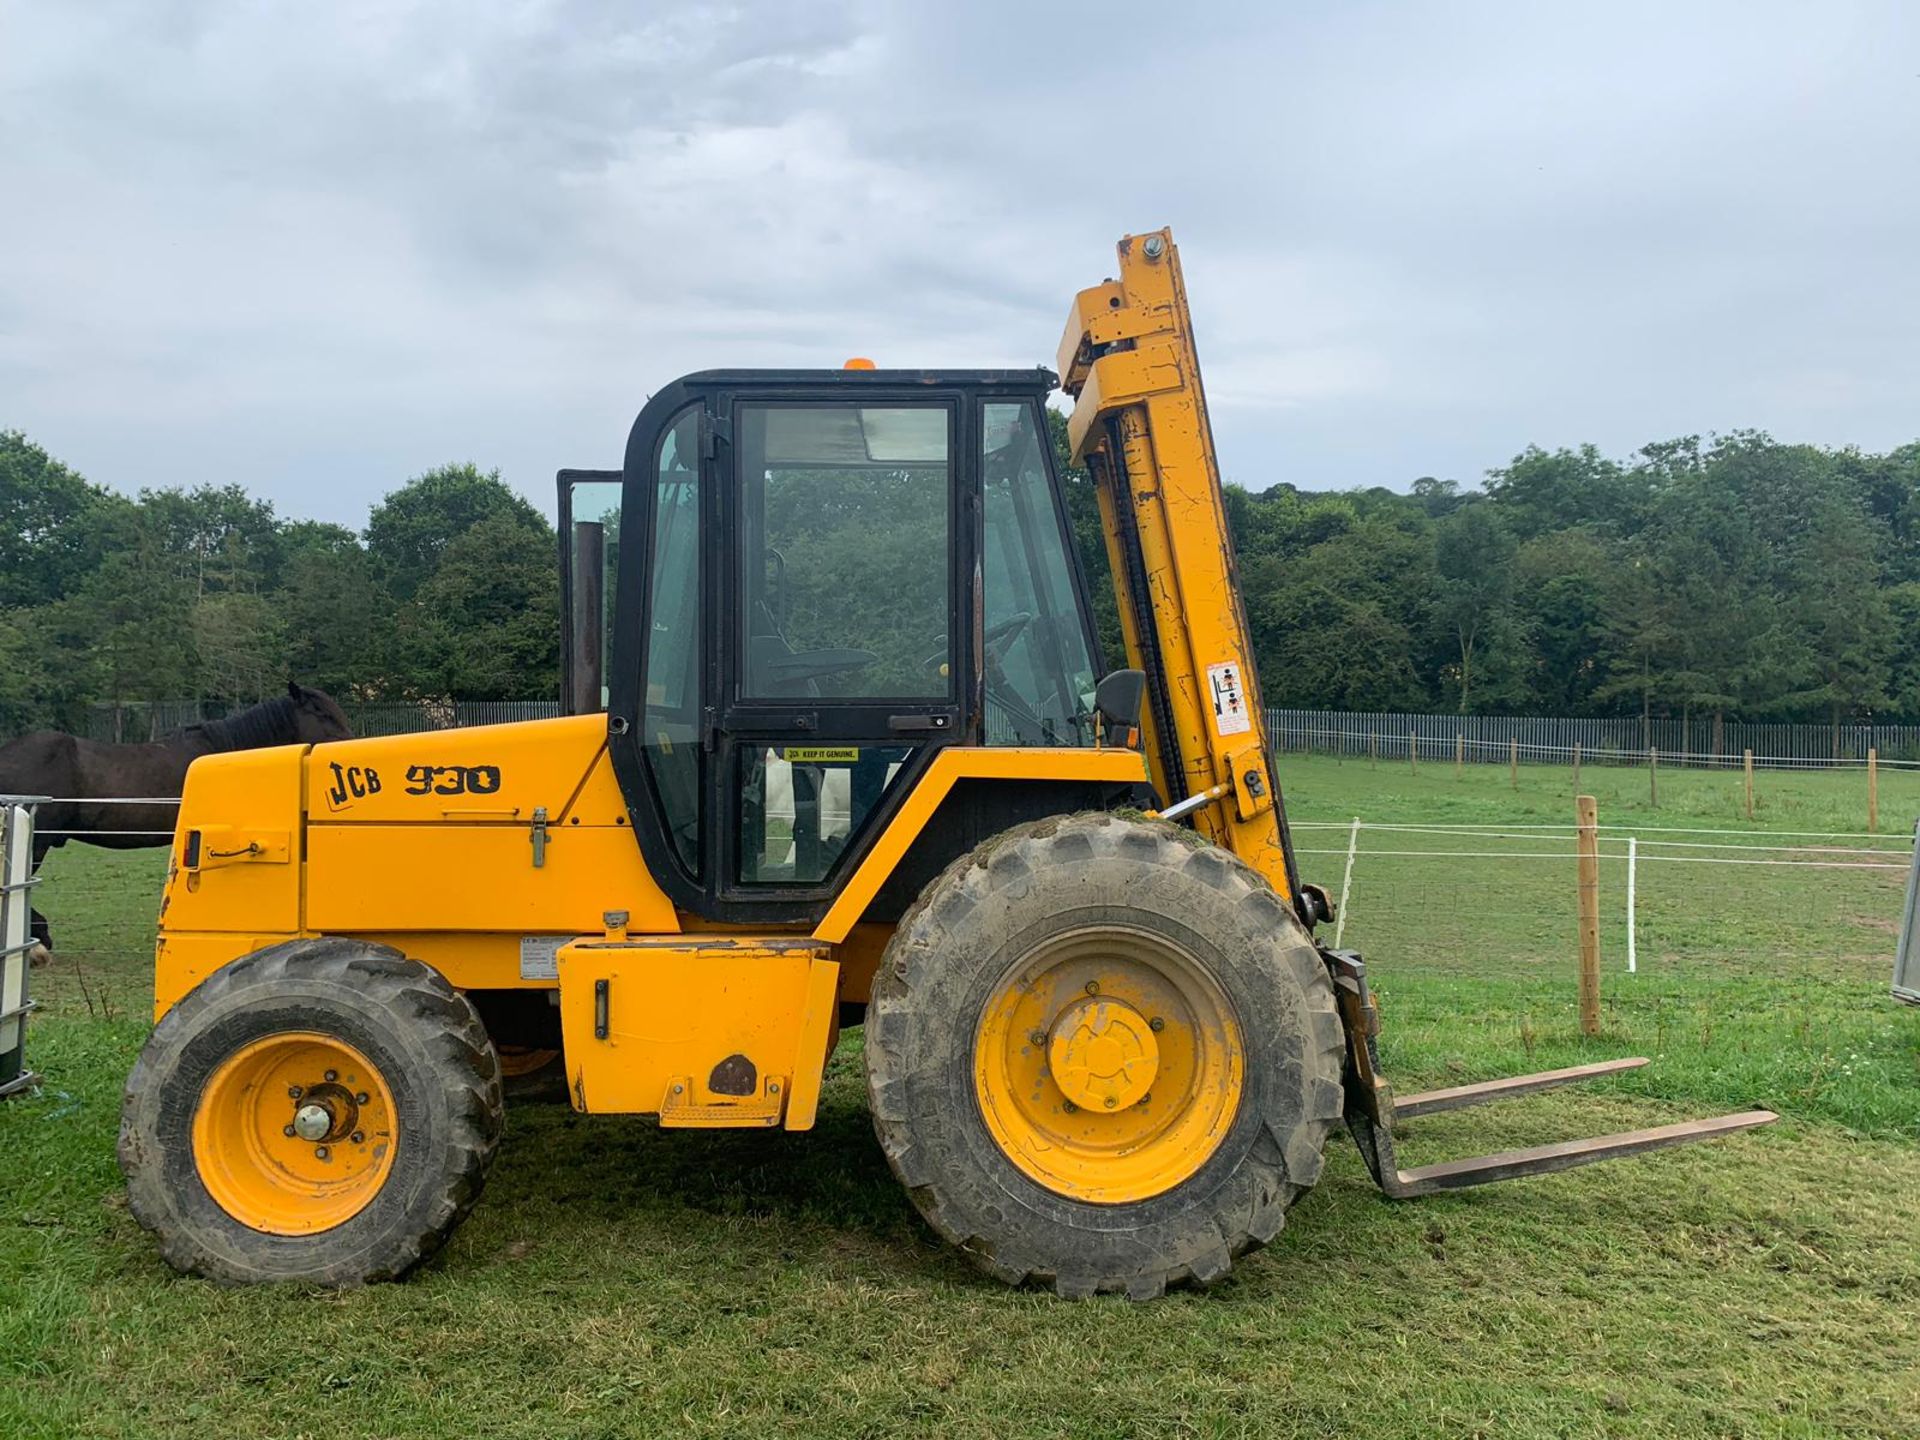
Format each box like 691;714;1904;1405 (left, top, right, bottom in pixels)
559;368;1117;925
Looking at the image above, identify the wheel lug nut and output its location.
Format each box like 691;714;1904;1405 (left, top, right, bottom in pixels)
1149;1017;1165;1032
350;1131;364;1144
324;1070;338;1083
1062;1100;1078;1114
1104;1096;1117;1108
314;1146;330;1161
1084;981;1100;995
283;1124;296;1137
355;1092;369;1105
287;1085;303;1099
1029;1030;1047;1048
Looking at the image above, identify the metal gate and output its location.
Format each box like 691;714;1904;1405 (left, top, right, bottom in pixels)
1;795;44;1096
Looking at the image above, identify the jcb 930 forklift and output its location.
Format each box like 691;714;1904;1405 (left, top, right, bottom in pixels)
121;231;1773;1297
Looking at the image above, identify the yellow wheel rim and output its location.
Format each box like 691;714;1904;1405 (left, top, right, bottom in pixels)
973;926;1244;1204
191;1032;398;1236
496;1045;559;1079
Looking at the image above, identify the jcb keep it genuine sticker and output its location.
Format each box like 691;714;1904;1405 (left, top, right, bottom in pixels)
519;935;573;981
1207;661;1251;736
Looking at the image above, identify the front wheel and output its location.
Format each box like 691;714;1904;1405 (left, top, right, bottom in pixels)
119;938;503;1285
866;813;1346;1299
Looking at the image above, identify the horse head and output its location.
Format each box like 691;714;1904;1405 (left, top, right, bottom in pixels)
286;682;354;744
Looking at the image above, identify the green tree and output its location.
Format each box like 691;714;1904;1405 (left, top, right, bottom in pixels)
1592;545;1684;742
193;592;289;704
1484;444;1646;540
392;515;559;700
141;484;281;596
0;430;135;609
366;463;547;601
1511;530;1613;713
0;608;54;734
1432;503;1521;713
51;532;199;723
279;533;384;697
1792;494;1892;751
1243;510;1438;711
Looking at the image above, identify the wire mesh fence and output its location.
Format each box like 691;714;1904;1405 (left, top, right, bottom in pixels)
1297;821;1912;971
1289;813;1916;1131
1298;818;1909;1007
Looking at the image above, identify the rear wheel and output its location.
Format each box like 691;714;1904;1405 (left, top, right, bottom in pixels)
496;1044;569;1105
119;938;503;1285
866;813;1345;1298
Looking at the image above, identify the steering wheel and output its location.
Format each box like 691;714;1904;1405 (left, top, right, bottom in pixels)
984;611;1032;656
760;648;878;686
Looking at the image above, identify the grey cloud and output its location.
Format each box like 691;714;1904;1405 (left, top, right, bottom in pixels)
1;0;1915;524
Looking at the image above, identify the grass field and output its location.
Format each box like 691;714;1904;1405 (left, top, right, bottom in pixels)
3;756;1917;1438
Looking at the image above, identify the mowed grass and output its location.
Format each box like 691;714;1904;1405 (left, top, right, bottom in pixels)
1;755;1916;1439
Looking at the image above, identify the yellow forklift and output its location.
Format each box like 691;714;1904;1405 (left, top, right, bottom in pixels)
120;231;1773;1296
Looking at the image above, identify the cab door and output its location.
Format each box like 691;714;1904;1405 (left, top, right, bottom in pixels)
715;393;968;913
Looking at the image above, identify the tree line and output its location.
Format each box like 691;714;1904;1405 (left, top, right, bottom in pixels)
1059;417;1920;744
5;421;1919;740
0;431;558;735
1225;433;1920;742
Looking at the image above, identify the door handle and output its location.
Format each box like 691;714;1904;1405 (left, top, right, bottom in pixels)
888;714;954;733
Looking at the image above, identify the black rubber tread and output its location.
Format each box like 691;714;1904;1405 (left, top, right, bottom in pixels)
119;938;504;1286
866;812;1345;1299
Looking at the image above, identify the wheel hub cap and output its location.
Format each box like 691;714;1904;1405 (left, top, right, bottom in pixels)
1048;997;1159;1112
191;1032;397;1236
972;924;1245;1204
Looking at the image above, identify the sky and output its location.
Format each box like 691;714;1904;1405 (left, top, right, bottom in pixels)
3;0;1917;527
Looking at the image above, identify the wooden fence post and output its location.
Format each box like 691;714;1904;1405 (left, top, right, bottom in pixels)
1573;740;1581;794
1869;748;1879;833
1509;737;1518;790
1743;748;1754;821
1649;746;1659;807
1455;732;1464;777
1577;794;1601;1036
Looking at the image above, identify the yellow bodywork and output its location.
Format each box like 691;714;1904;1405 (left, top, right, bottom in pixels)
152;226;1268;1145
556;936;838;1128
156;716;1148;1129
1058;229;1291;897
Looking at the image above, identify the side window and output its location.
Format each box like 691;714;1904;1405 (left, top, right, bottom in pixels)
736;404;951;700
642;409;702;872
561;475;621;713
981;401;1099;744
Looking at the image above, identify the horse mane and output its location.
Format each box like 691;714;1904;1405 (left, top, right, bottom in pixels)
179;695;300;752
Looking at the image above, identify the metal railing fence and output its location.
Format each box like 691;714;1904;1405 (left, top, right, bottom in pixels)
1268;709;1920;768
17;700;1920;767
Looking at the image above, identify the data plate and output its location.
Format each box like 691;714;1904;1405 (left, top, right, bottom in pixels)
519;934;575;981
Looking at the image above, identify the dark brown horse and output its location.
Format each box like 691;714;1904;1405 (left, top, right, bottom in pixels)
0;682;353;954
